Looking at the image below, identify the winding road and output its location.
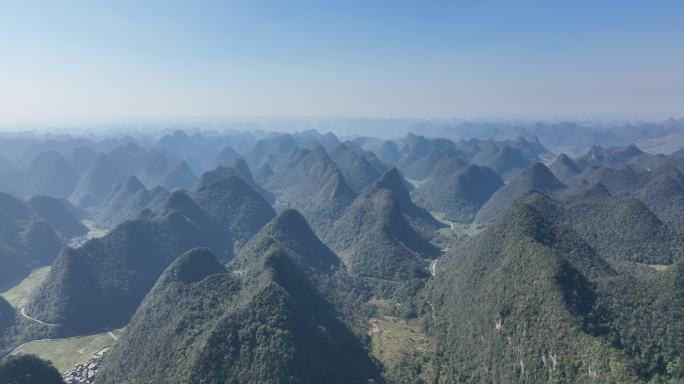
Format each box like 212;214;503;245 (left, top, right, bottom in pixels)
20;307;58;327
435;216;455;231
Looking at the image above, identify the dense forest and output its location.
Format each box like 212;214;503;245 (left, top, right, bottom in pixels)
0;129;683;383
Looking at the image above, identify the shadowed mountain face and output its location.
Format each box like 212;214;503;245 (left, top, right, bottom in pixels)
215;145;241;167
108;142;155;176
0;192;68;289
430;202;630;383
66;146;98;174
325;170;440;283
328;143;382;193
245;134;300;172
577;144;644;168
70;153;123;208
366;168;444;231
92;175;159;228
377;141;402;164
475;162;566;223
654;163;684;186
6;129;684;383
431;194;684;382
519;191;684;268
139;153;170;186
191;176;277;252
476;145;532;180
560;181;613;203
194;158;275;204
266;146;356;230
235;209;340;274
414;159;503;222
0;354;64;384
291;129;341;151
576;165;648;196
0;298;15;342
398;147;463;181
549;153;583;184
25;151;80;198
97;247;383;384
254;163;275;185
26;177;275;333
157;160;197;190
154;130;220;174
0;297;24;358
25;214;213;332
636;175;684;222
0;155;16;176
27;195;87;238
394;135;467;180
368;135;545;183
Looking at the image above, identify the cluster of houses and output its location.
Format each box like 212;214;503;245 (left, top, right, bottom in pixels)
62;347;109;384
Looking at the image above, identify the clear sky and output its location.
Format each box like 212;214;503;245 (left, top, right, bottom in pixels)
1;0;683;122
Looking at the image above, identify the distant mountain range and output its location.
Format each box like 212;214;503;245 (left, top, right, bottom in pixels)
1;128;684;383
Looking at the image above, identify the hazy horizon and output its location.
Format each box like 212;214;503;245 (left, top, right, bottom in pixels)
2;0;683;123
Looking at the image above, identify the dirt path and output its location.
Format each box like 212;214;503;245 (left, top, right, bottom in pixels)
434;216;455;231
21;307;58;327
2;338;56;359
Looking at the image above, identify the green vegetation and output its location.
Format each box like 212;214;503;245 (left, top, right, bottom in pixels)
27;195;87;238
26;177;275;334
0;192;64;291
13;329;121;373
579;165;648;196
328;142;382;193
413;160;503;223
266;146;356;231
521;191;684;266
576;144;644;168
24;151;80;198
636;175;684;222
560;181;613;203
477;145;532;180
1;267;50;309
429;202;638;383
369;315;434;383
245;133;300;173
475;162;566;223
157;160;197;190
5;132;684;383
194;158;275;204
91;175;155;228
0;354;64;384
97;247;383;383
594;264;684;381
325;178;438;283
70;153;123;208
549;153;582;184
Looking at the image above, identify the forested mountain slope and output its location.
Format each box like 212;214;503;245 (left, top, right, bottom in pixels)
97;247;383;384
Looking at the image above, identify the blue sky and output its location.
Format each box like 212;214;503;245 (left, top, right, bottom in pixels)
0;0;683;122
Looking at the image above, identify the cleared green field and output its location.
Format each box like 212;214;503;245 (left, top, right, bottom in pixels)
13;329;122;373
1;266;51;309
368;315;430;367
